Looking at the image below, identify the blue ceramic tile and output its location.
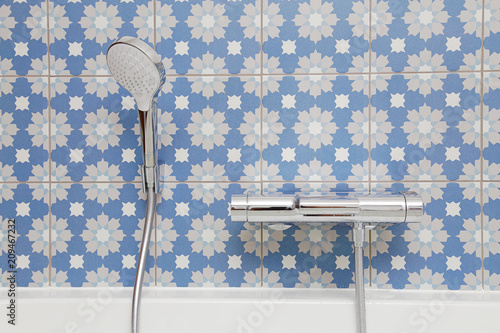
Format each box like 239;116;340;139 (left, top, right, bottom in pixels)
371;182;482;290
158;76;261;182
51;183;149;287
49;0;154;76
0;77;49;182
0;0;498;292
262;183;369;288
262;75;369;182
484;0;500;70
483;73;500;180
371;73;481;181
156;183;261;287
0;183;49;287
0;0;48;76
372;0;482;72
51;77;142;182
156;0;261;75
263;0;370;74
484;183;500;290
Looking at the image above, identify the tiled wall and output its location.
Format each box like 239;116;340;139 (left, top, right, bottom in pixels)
0;0;499;290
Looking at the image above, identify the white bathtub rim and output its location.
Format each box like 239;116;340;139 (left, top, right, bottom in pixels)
4;287;500;304
2;287;500;333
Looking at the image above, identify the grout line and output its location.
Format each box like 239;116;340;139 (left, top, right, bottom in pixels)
368;0;373;288
6;179;500;185
5;69;500;79
167;69;496;76
154;0;158;287
154;194;158;288
481;0;485;290
260;0;264;288
154;0;157;51
481;182;485;291
46;0;52;288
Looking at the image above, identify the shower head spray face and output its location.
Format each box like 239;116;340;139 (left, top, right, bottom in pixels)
106;37;165;111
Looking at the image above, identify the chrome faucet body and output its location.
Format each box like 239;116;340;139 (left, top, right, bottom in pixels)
231;191;422;225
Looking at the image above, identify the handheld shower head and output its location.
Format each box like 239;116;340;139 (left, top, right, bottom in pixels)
107;39;166;333
107;36;165;111
106;37;165;193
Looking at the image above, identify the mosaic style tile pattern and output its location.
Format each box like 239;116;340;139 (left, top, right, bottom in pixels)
0;0;48;76
51;77;143;183
484;183;500;291
0;77;49;182
51;183;150;287
262;183;369;288
484;73;500;181
371;182;482;290
158;76;261;182
156;0;261;75
371;0;482;72
0;0;499;291
484;0;500;70
262;75;369;181
371;73;481;181
49;0;154;76
0;183;49;287
263;0;370;74
156;183;261;287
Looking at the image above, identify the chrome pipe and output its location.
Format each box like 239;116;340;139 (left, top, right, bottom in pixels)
353;223;367;333
231;192;422;224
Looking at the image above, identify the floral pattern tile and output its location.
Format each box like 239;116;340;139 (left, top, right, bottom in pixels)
483;73;500;180
262;75;369;182
156;182;261;287
0;183;49;287
156;0;261;75
50;76;141;183
158;76;261;182
484;0;500;70
51;182;149;287
49;0;154;76
0;0;498;292
372;0;482;72
484;183;500;291
0;0;48;76
263;0;370;74
371;182;482;290
0;77;49;182
371;73;481;181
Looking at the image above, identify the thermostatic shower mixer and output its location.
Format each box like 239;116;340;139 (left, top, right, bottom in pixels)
231;191;423;227
230;191;423;333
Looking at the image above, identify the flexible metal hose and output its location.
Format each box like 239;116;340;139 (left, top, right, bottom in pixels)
132;187;156;333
